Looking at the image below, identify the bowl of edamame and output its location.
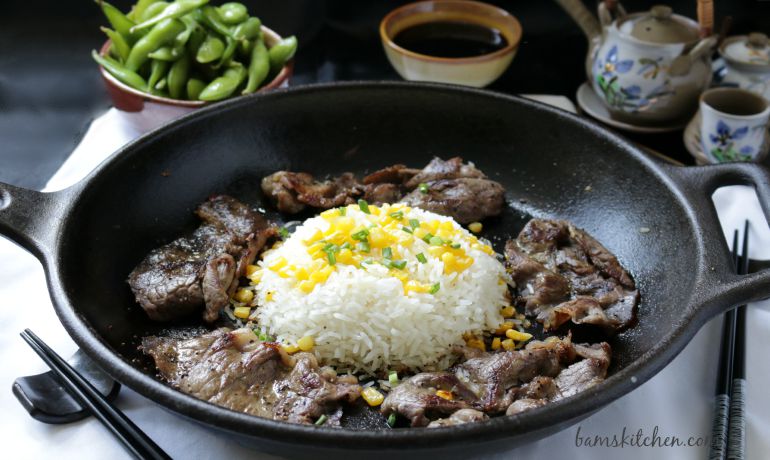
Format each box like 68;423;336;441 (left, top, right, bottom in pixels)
93;1;298;112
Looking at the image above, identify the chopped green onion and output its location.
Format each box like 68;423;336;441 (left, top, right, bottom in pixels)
357;241;371;253
450;243;461;249
326;251;336;265
402;226;413;234
418;183;429;194
416;253;427;264
409;218;420;229
361;258;374;265
340;242;351;250
339;207;346;216
422;232;434;243
382;247;393;259
380;259;392;269
429;283;440;294
358;199;370;214
429;236;443;246
387;413;397;427
391;260;407;270
351;229;370;241
315;414;328;426
278;227;290;239
389;211;404;219
323;243;340;253
388;371;399;385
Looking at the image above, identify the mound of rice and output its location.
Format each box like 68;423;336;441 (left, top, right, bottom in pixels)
254;203;508;374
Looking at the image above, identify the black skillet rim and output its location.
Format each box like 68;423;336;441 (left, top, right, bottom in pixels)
43;81;708;450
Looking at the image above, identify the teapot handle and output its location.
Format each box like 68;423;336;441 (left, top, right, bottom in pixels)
598;0;627;27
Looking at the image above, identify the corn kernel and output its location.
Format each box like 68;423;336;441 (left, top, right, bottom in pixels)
336;216;355;233
361;387;385;406
501;338;515;351
298;280;315;293
283;343;299;354
310;265;333;283
427;246;446;257
233;288;254;304
368;228;389;248
295;267;309;281
439;221;455;231
320;209;338;219
337;248;353;264
501;306;516;317
436;390;453;401
491;337;502;350
233;306;251;319
404;280;430;294
468;222;483;233
245;265;260;277
426;220;440;234
413;227;428;239
466;337;486;352
495;322;514;335
277;265;294;278
248;269;263;284
304;229;324;244
265;291;274;302
297;335;315;351
506;329;533;342
268;256;288;271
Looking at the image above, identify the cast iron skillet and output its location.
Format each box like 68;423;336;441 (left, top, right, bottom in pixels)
2;82;770;457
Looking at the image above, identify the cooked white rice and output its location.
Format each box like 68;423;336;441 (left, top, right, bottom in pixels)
253;203;508;374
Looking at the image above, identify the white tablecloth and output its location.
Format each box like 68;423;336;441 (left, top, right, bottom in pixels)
1;101;769;460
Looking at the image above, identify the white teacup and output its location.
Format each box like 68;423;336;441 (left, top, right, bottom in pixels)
700;88;770;163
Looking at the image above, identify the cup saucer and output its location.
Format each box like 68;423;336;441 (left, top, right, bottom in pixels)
576;82;690;134
686;109;770;164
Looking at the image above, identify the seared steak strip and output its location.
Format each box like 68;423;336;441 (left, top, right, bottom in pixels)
128;195;275;323
505;219;638;332
141;328;361;424
261;157;506;223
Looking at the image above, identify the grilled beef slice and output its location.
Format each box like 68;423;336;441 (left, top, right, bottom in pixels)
141;328;361;424
128;195;275;323
505;219;638;332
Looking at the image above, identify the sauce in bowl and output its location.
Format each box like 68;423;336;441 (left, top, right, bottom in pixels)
393;21;508;58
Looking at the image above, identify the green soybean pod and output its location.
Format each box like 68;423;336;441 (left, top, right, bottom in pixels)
198;64;246;101
196;33;225;63
100;26;130;62
267;35;297;73
125;18;186;71
154;77;167;91
237;37;255;58
91;50;148;90
186;24;207;56
232;17;261;41
99;1;139;44
131;0;209;33
218;2;248;25
167;55;191;99
195;5;235;38
215;37;238;67
128;0;157;21
148;59;170;92
242;38;269;94
139;1;170;22
186;78;207;100
148;45;184;61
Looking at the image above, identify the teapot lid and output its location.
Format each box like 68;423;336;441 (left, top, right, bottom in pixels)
620;5;699;44
720;33;770;66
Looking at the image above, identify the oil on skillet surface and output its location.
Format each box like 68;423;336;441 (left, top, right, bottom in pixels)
53;86;698;443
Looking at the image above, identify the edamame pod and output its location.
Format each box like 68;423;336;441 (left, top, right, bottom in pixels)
218;2;248;25
232;17;261;41
198;64;246;101
194;6;235;39
128;0;157;21
267;35;297;73
167;54;191;99
139;2;169;22
99;1;140;44
101;26;130;62
215;37;238;68
147;59;170;92
196;33;225;63
148;45;184;61
186;78;206;100
125;17;185;71
242;38;268;94
91;50;148;90
131;0;209;32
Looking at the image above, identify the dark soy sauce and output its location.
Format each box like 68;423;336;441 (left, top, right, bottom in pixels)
393;21;507;58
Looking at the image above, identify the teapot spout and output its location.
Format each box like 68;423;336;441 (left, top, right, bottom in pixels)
554;0;602;41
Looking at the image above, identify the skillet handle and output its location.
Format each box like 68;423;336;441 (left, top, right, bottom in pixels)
0;181;68;259
663;162;770;313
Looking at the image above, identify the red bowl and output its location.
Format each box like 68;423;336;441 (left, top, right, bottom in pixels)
98;25;294;112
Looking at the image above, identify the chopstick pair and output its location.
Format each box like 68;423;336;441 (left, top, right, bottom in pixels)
20;329;171;460
709;221;748;460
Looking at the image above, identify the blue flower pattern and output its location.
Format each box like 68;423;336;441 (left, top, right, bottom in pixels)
708;120;753;162
594;46;675;112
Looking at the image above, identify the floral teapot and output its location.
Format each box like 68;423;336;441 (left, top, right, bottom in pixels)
556;0;717;125
718;32;770;101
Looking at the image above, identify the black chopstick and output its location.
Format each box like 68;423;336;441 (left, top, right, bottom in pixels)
20;329;171;460
709;230;739;460
727;221;749;460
